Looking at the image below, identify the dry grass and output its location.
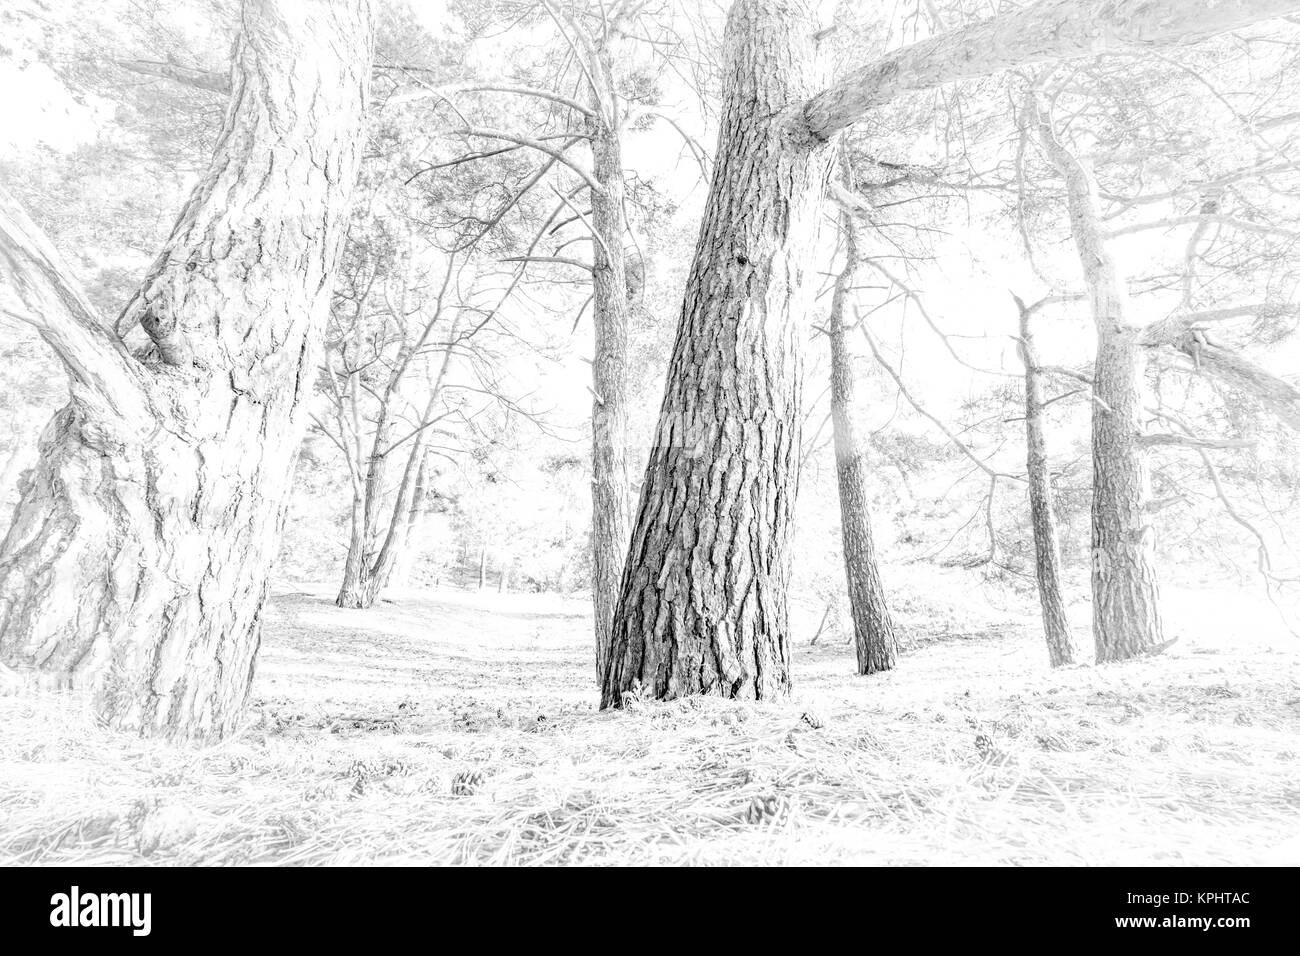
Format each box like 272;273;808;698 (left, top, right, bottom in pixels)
2;583;1299;866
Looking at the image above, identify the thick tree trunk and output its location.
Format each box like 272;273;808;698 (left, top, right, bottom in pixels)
602;0;833;707
585;40;632;683
1090;326;1165;661
0;0;374;740
1037;102;1165;663
829;214;898;675
1015;297;1078;667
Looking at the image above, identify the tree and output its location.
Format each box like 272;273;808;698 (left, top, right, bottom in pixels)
0;0;375;740
1034;103;1167;661
315;236;475;609
537;1;636;681
603;0;1300;707
1014;293;1079;666
828;211;899;674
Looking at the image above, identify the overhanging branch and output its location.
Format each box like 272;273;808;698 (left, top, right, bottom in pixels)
800;0;1300;141
0;187;152;425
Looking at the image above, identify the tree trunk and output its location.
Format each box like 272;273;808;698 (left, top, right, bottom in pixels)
383;451;432;591
477;546;488;591
585;39;633;683
602;0;833;708
336;490;372;609
0;0;374;741
1015;296;1078;667
1036;100;1165;663
829;213;898;674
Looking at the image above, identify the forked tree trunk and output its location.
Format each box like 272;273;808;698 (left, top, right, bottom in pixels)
0;0;374;740
602;0;833;707
829;213;898;674
586;41;632;683
1036;100;1165;662
334;313;458;610
1015;296;1078;667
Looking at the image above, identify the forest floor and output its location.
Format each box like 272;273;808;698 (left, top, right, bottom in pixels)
2;579;1299;865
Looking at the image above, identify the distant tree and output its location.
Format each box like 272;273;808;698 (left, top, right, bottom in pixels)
0;0;375;740
313;231;481;609
1014;293;1079;667
828;211;899;674
1023;21;1300;660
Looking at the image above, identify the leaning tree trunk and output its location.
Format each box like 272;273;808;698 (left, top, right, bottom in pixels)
0;0;374;741
1015;296;1078;667
1036;99;1164;662
585;40;633;683
602;0;833;707
829;212;898;674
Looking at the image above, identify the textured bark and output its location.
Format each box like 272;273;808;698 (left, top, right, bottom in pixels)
585;39;632;683
0;0;374;740
602;0;833;707
1016;297;1078;667
1037;104;1164;663
803;0;1300;140
830;214;898;675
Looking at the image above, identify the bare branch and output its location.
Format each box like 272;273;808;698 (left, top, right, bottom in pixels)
0;186;152;425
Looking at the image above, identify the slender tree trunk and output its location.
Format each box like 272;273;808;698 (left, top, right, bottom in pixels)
829;213;898;674
477;546;488;591
336;490;372;608
0;0;374;741
1015;296;1078;666
585;40;632;683
603;0;833;707
383;451;431;591
1036;100;1165;662
334;314;458;609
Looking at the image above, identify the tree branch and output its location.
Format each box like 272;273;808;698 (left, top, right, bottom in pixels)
801;0;1300;141
0;186;152;425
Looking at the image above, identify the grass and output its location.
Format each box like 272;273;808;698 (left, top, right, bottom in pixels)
1;581;1299;865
